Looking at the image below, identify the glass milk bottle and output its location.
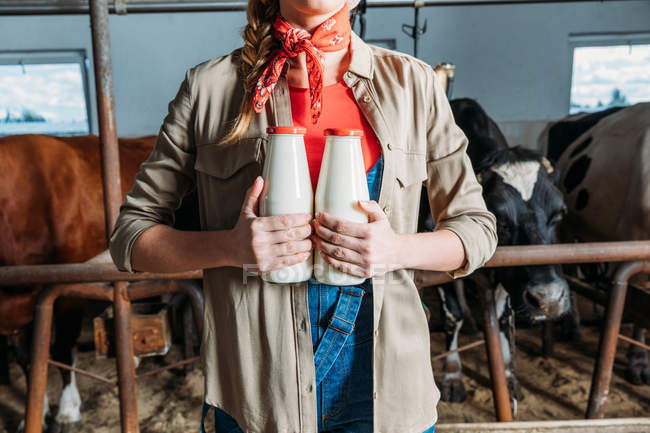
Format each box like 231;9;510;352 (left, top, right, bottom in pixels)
314;129;369;286
259;126;313;283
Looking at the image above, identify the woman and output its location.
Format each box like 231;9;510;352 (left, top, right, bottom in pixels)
109;0;497;431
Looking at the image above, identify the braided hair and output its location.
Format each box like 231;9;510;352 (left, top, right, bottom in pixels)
221;0;280;145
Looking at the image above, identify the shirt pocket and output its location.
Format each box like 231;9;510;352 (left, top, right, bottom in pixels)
392;150;428;233
194;137;266;230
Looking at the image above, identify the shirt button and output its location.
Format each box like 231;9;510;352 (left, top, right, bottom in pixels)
387;143;392;150
346;71;354;79
300;320;307;332
363;95;371;103
374;329;379;337
382;205;390;214
373;391;377;400
307;384;313;393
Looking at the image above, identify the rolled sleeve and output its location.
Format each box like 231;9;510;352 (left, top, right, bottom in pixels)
109;70;197;273
424;67;497;278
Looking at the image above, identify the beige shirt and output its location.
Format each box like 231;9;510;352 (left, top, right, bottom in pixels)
109;32;497;433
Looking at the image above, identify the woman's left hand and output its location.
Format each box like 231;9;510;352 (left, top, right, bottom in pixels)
312;200;404;278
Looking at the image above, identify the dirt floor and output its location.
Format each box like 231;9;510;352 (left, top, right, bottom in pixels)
1;300;649;433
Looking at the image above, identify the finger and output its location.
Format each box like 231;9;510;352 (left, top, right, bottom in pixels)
313;220;364;253
265;251;312;272
319;250;369;278
265;224;313;243
316;211;368;238
255;213;313;231
241;176;264;216
357;200;387;222
313;236;364;266
272;239;313;257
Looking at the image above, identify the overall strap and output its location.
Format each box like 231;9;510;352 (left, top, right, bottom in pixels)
313;285;366;384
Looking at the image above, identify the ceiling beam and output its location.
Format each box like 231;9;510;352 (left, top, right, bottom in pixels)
0;0;641;15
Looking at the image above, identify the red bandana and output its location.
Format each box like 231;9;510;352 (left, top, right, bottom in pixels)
252;3;351;124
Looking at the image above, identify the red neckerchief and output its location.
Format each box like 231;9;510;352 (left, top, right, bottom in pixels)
252;4;351;124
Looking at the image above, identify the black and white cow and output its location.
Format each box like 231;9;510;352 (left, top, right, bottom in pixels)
418;98;571;402
541;102;650;386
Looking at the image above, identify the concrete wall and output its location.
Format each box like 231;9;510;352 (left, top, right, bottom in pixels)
1;1;648;138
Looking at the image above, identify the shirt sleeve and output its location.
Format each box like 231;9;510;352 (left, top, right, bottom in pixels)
423;66;498;278
109;69;196;273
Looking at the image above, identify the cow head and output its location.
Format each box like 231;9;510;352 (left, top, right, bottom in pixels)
476;147;570;322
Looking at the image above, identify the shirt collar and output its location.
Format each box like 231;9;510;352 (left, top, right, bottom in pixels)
347;31;373;80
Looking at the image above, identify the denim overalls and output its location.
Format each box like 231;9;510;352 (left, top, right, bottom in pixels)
200;157;435;433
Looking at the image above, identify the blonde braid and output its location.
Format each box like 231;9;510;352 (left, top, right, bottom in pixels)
221;0;280;145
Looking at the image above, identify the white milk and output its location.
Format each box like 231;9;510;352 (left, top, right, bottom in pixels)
314;130;369;286
259;127;313;283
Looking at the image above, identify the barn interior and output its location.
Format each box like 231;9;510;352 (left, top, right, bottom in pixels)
1;0;649;432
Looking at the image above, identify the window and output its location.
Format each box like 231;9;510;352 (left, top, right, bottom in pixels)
569;33;650;114
0;50;91;137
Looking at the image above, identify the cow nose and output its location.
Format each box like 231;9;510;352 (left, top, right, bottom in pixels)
525;279;570;319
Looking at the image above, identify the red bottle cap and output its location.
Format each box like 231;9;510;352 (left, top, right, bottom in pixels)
266;126;307;135
324;128;364;137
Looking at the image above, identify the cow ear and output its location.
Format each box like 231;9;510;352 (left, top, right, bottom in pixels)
541;156;554;174
541;156;561;185
476;169;493;185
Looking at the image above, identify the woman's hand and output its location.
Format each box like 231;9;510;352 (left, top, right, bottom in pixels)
312;200;404;278
229;176;313;272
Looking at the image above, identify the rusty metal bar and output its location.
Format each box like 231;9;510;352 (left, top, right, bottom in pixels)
586;261;650;419
90;0;141;432
2;241;649;287
135;356;200;379
24;289;56;433
0;262;201;286
113;281;139;433
431;339;485;362
90;0;122;235
48;359;117;386
618;334;650;353
0;0;641;15
485;241;650;267
481;288;513;422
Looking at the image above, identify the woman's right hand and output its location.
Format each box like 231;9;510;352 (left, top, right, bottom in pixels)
228;176;313;272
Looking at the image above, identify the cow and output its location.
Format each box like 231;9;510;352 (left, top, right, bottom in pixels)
0;134;199;432
540;102;650;386
416;98;571;403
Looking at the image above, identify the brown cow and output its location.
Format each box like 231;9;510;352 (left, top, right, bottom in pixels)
0;134;198;431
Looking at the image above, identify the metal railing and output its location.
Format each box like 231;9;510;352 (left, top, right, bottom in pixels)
2;241;648;286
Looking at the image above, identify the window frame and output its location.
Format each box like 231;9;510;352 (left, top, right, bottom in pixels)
567;31;650;114
0;49;92;135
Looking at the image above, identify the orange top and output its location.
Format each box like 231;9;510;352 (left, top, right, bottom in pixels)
289;81;382;189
